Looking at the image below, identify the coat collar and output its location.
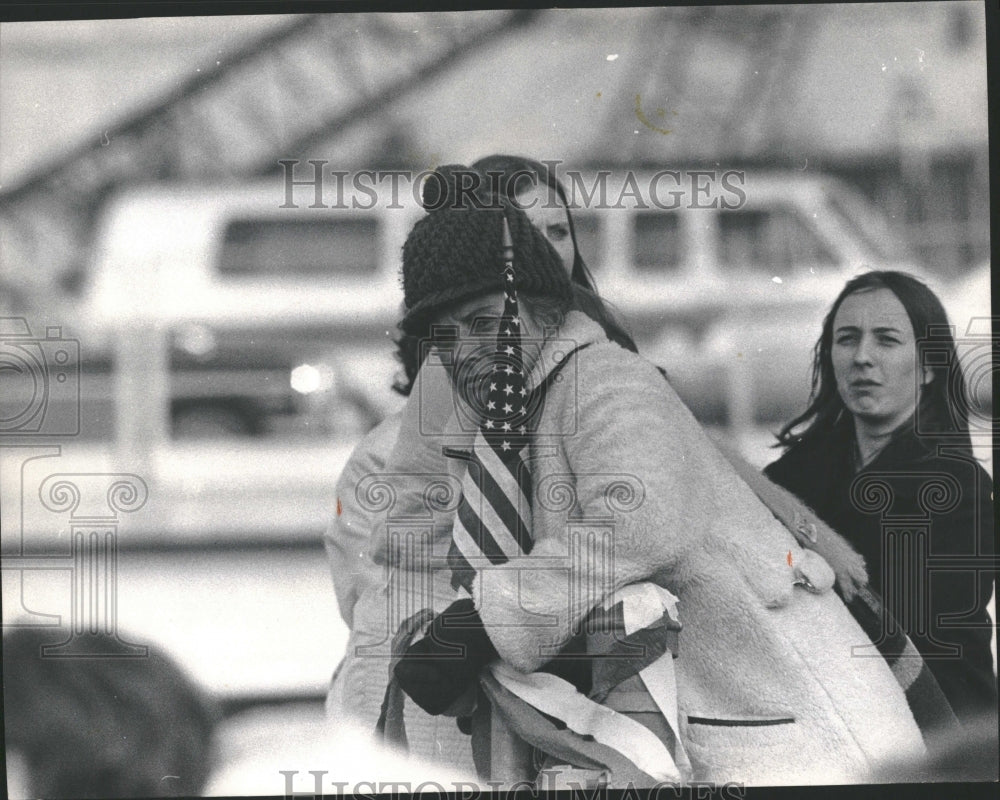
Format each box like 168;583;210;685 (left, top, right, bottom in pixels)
525;310;610;392
862;417;935;471
811;414;935;477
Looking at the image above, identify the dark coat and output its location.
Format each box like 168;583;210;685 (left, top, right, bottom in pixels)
765;418;997;728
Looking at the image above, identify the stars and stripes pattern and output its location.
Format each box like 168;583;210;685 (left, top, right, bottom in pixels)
475;585;691;786
447;217;536;593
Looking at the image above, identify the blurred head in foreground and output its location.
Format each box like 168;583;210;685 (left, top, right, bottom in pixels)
3;628;219;799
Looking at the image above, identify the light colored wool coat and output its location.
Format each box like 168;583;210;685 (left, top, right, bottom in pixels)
324;412;476;775
324;412;402;631
362;311;927;785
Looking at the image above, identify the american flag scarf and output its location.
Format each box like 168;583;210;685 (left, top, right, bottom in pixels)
445;215;535;594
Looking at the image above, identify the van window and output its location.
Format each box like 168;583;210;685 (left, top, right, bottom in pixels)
718;207;837;275
218;218;379;278
635;211;683;272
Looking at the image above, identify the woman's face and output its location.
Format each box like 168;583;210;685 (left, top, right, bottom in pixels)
434;291;537;412
831;287;930;432
434;292;517;374
515;183;575;272
439;292;507;340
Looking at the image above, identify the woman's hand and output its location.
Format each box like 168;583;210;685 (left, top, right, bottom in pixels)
393;598;498;716
804;512;869;601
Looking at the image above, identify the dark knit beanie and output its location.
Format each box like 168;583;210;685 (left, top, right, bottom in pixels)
400;164;572;333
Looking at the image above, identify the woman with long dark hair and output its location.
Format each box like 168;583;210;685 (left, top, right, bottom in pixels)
765;270;997;728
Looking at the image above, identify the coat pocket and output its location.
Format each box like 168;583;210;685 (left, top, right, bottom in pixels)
683;713;806;785
687;715;795;727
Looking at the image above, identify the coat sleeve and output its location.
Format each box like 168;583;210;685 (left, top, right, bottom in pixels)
322;416;400;628
717;435;868;599
474;346;803;673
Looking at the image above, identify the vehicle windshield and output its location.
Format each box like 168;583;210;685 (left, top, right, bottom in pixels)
821;186;910;264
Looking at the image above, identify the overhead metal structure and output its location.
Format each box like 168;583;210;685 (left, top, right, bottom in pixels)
0;10;535;292
605;5;820;164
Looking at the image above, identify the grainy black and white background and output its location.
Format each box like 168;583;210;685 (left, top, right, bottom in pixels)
0;3;992;795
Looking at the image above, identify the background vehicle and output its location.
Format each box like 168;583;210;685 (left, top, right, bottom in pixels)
572;171;912;333
9;182;411;443
72;170;918;444
561;171;919;441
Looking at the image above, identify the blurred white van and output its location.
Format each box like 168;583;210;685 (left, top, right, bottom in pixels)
75;169;917;439
569;170;913;331
84;180;417;338
562;170;917;427
69;180;412;441
83;170;910;335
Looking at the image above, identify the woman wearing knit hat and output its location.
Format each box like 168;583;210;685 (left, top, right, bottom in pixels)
366;164;930;786
396;164;574;337
466;157;870;609
382;155;637;397
323;160;626;776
